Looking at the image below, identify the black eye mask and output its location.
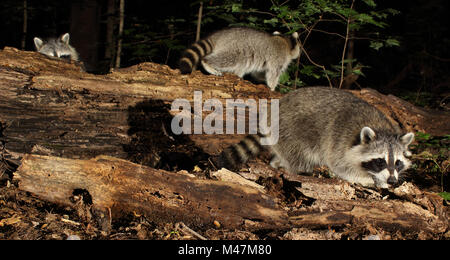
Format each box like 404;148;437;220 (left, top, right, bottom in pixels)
361;158;387;173
59;54;72;61
362;158;405;173
395;160;404;172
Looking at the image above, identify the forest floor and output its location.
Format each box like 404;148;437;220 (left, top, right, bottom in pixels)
0;134;448;240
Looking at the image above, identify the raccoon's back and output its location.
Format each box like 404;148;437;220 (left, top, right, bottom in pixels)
277;87;399;153
208;27;284;57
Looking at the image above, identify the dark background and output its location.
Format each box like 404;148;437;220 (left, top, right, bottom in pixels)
0;0;449;109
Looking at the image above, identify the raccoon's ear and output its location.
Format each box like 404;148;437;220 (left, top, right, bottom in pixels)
400;132;414;147
60;33;70;44
292;32;299;39
360;127;376;144
273;31;281;36
34;37;44;50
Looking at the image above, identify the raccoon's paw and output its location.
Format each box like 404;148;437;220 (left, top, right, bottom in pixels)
201;61;223;76
269;156;282;169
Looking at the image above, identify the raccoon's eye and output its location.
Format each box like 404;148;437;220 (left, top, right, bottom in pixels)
361;158;387;173
60;54;71;60
374;158;387;168
395;160;404;171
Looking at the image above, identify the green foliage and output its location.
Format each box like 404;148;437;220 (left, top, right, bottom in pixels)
438;192;450;201
202;0;400;92
411;132;450;193
123;16;187;65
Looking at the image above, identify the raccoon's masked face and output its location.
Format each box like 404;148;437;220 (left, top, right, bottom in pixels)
34;33;74;61
358;127;414;188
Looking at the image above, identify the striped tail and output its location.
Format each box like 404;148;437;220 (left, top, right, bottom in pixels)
179;38;213;74
212;133;267;171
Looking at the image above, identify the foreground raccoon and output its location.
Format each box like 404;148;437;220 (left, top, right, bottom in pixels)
34;33;79;61
214;87;415;188
179;27;300;91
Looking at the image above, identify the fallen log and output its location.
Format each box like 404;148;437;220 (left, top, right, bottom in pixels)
1;47;448;170
350;88;450;136
14;154;288;231
0;47;277;169
13;154;448;237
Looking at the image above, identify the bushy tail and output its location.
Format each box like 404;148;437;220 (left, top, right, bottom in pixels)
179;39;213;74
212;133;267;171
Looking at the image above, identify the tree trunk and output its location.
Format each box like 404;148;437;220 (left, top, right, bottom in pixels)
21;0;27;50
115;0;125;69
105;0;117;71
70;0;101;73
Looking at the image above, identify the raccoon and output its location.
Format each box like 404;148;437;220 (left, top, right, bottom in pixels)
179;27;300;91
33;33;79;61
213;87;415;188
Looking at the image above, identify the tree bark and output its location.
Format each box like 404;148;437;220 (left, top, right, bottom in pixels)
14;154;288;230
115;0;125;69
349;88;450;135
0;47;277;167
70;0;101;73
21;0;27;50
13;154;448;235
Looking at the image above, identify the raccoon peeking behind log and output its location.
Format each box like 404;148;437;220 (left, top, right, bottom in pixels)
179;27;300;91
212;87;415;189
34;33;79;62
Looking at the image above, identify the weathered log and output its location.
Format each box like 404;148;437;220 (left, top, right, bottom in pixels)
14;154;288;230
0;47;278;168
350;88;450;136
14;154;448;237
282;173;448;236
1;47;449;169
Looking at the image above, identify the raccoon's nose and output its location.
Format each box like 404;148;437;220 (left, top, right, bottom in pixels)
387;176;397;185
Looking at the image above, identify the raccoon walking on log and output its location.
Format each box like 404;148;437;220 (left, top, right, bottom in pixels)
213;87;415;188
34;33;80;62
179;27;300;91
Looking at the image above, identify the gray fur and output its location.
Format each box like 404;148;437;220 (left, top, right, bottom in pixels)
34;33;79;61
179;27;300;91
215;87;414;188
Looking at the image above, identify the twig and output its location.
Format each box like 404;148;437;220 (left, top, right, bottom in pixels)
293;19;315;89
338;0;355;89
311;28;346;39
60;218;81;226
195;1;203;42
176;222;207;240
